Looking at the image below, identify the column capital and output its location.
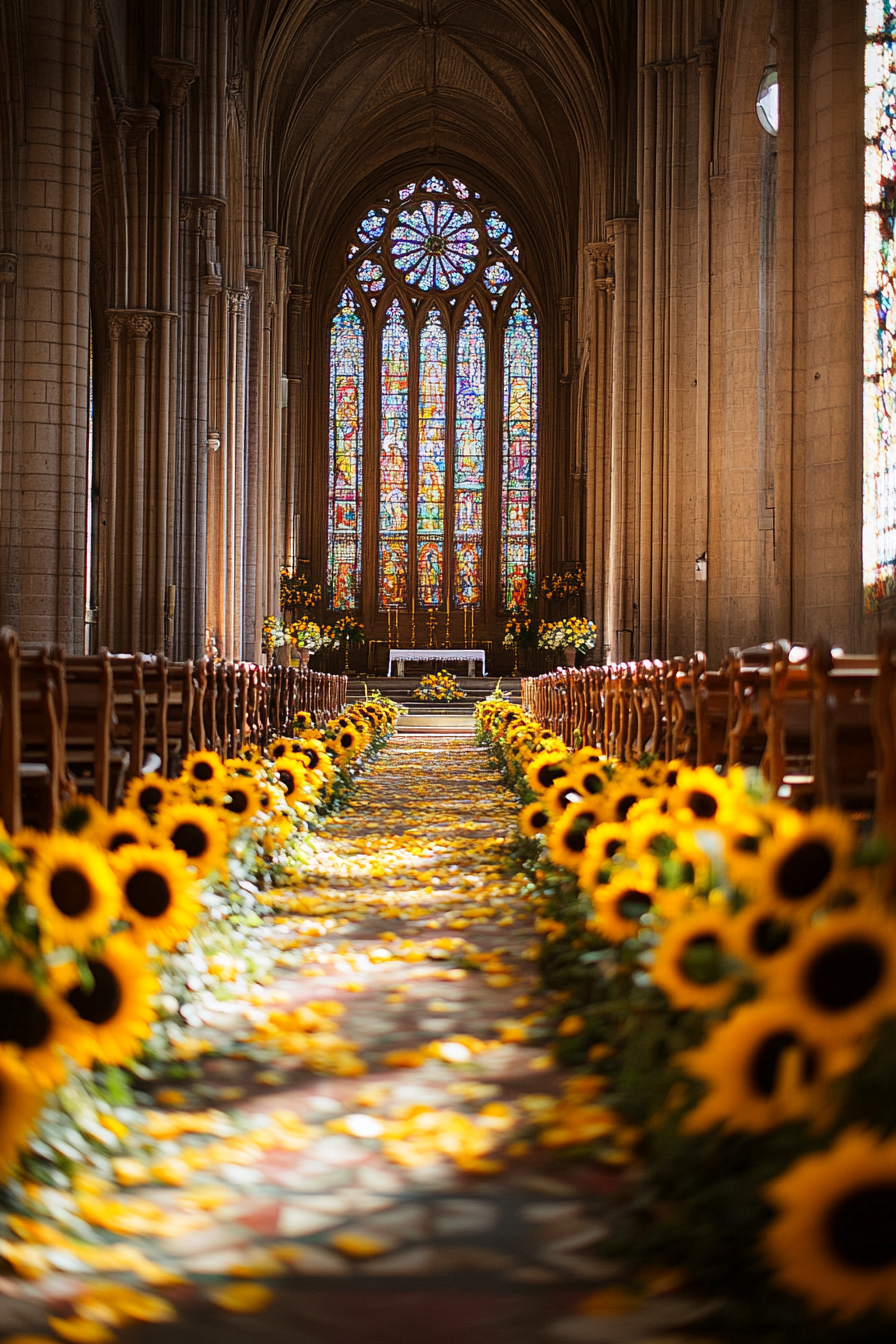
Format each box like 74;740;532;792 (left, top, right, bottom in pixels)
227;288;249;314
117;105;160;146
696;40;716;69
0;253;17;285
585;241;615;266
151;58;199;110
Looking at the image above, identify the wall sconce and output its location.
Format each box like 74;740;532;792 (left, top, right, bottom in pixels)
756;65;779;135
695;552;708;582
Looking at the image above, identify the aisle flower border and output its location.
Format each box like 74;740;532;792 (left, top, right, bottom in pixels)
475;696;896;1342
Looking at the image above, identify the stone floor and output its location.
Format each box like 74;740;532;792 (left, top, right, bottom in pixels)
0;737;714;1344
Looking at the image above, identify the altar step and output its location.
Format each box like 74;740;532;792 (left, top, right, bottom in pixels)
397;712;476;735
346;677;521;710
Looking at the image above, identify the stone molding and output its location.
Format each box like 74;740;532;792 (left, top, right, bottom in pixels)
151;58;199;110
0;253;17;285
117;105;160;145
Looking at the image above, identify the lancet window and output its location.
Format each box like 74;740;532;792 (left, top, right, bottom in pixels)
326;176;538;615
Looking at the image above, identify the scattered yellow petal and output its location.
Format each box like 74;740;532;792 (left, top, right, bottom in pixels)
48;1317;116;1344
153;1090;187;1107
210;1283;274;1314
111;1158;150;1187
558;1014;586;1037
331;1231;390;1258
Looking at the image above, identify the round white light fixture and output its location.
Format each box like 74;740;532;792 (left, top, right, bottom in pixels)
756;65;779;135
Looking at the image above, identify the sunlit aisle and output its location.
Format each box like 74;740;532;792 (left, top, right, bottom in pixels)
1;737;709;1344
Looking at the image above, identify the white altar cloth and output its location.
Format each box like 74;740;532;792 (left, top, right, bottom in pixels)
388;648;486;678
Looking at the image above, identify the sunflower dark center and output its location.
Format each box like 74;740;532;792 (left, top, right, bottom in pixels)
67;961;123;1026
750;1030;817;1097
605;839;624;859
171;822;210;860
125;869;173;918
735;833;762;855
340;733;354;748
224;789;250;815
0;989;51;1049
558;789;579;810
49;867;92;918
564;830;589;854
777;840;834;900
615;793;638;821
138;786;164;815
192;761;215;782
531;809;549;829
751;916;793;957
278;769;296;793
537;764;565;789
681;933;724;985
303;750;321;769
617;892;652;922
666;769;679;787
806;938;885;1011
828;1184;896;1269
581;773;603;795
61;803;92;835
108;829;140;853
688;790;718;819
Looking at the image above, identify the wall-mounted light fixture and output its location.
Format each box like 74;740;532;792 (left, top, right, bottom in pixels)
695;552;708;582
756;65;779;135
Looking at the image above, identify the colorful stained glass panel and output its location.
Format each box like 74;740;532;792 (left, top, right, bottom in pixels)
417;309;447;606
501;292;538;610
327;289;363;609
379;301;410;608
864;3;896;607
391;201;480;290
454;305;486;607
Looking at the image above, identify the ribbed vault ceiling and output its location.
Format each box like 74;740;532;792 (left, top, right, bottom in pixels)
245;0;625;292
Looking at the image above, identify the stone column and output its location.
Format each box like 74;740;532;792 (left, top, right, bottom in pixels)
583;243;614;660
0;0;94;648
606;218;638;662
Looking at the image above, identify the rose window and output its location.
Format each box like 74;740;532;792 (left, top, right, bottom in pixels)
390;200;480;290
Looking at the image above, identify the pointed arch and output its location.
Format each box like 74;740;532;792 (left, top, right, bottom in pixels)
379;297;410;609
454;302;487;608
327;288;364;609
501;291;538;611
417;306;449;608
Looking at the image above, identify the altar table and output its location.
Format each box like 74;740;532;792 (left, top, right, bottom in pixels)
388;648;487;678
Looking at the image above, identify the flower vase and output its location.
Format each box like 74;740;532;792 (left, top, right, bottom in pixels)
563;645;577;667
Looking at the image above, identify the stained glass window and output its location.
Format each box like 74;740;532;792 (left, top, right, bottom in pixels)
391;201;480;291
864;2;896;608
484;261;513;295
501;292;538;610
454;305;486;607
417;309;448;606
327;289;363;609
380;301;410;609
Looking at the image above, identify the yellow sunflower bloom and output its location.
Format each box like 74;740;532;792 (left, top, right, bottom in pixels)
758;909;896;1044
730;901;796;964
293;711;314;732
219;777;263;826
153;804;230;879
764;1128;896;1320
0;962;81;1085
85;807;154;855
272;760;313;805
181;750;227;787
747;807;856;918
268;736;296;761
54;933;159;1067
597;773;651;825
24;835;120;949
649;907;739;1011
721;807;777;891
677;999;853;1135
591;871;656;944
541;777;584;818
58;793;107;836
547;800;602;871
125;773;183;819
518;802;551;838
668;766;741;825
112;845;202;948
0;1044;46;1175
578;824;630;895
525;751;570;796
0;861;18;916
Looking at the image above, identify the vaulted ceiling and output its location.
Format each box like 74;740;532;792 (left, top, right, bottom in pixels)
244;0;633;296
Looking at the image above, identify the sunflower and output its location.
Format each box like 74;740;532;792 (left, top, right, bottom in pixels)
730;901;796;964
0;1044;46;1175
182;750;227;787
747;808;856;918
547;800;602;871
292;741;329;774
591;871;656;944
219;776;263;826
154;801;231;878
268;736;296;761
519;802;551;838
0;962;81;1085
721;807;776;891
542;777;584;818
598;774;651;824
0;862;18;917
763;1128;896;1320
54;933;159;1067
125;773;182;819
677;999;850;1135
525;751;570;795
577;824;630;895
759;909;896;1044
273;761;312;805
24;835;120;950
85;807;154;855
333;725;362;759
112;845;202;948
649;908;739;1011
293;711;315;732
58;793;106;836
668;766;739;825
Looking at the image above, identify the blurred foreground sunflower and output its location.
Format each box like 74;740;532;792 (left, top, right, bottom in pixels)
0;962;81;1085
55;933;159;1066
591;871;656;944
112;845;202;948
153;803;229;878
0;1043;46;1175
518;802;551;838
764;1128;896;1320
649;907;739;1011
182;749;226;787
25;835;120;949
749;807;856;918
